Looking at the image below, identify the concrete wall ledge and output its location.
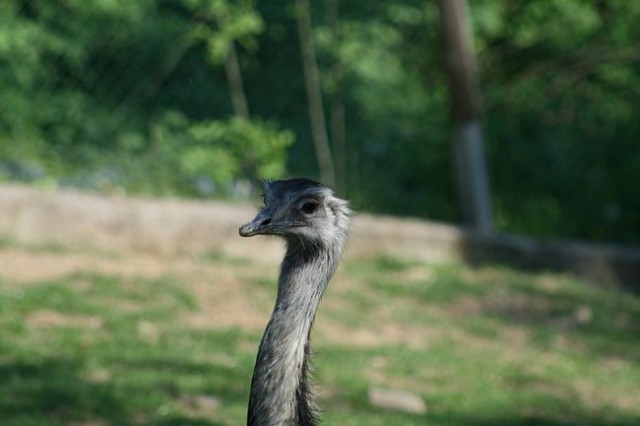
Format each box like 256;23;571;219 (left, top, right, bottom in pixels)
1;184;638;293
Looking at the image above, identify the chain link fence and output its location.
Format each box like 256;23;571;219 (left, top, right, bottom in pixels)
2;0;640;245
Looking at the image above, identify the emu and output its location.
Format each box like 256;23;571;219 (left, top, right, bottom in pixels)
239;178;350;426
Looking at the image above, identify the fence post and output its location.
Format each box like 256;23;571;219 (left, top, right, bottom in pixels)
437;0;493;235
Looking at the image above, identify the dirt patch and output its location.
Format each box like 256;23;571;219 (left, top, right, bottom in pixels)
0;248;185;283
1;244;445;349
181;271;272;332
319;319;437;350
179;394;222;418
0;246;276;333
26;309;103;330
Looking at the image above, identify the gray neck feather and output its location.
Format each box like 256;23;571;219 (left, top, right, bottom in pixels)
247;237;343;426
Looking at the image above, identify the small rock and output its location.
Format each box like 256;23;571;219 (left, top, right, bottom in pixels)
137;320;160;343
180;394;222;416
575;305;593;324
368;387;427;414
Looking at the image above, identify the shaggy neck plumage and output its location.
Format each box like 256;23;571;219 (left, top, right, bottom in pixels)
247;236;343;426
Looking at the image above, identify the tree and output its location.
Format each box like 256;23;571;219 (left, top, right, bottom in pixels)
437;0;493;234
295;0;336;188
184;0;264;119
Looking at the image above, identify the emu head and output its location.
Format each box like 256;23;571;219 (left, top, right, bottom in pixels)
239;178;350;244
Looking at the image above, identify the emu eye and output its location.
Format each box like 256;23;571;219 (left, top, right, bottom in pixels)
300;200;319;215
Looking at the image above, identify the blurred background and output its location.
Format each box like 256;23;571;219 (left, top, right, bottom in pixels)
2;0;640;245
2;2;640;425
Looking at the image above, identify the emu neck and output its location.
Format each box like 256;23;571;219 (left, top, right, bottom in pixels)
247;238;342;426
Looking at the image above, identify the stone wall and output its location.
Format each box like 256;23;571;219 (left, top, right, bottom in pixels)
1;184;638;292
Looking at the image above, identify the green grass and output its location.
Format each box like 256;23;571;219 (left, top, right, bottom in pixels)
0;252;639;425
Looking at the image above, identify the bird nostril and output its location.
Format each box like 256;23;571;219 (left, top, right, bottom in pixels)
261;218;272;226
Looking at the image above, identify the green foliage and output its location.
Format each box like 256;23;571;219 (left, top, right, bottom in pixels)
312;3;455;219
471;0;640;242
0;0;292;197
1;0;640;243
186;116;294;185
117;112;293;196
184;0;264;63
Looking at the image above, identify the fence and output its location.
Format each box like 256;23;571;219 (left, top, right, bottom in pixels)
2;0;640;246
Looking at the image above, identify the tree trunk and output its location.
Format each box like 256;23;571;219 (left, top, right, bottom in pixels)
326;0;347;196
296;0;336;188
331;100;346;195
224;40;250;119
437;0;493;235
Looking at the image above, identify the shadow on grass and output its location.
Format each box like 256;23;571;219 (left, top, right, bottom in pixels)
362;255;640;362
336;398;640;426
434;415;640;426
460;233;640;294
474;271;640;361
0;357;230;426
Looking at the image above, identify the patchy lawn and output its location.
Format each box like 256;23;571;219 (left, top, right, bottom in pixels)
0;243;638;425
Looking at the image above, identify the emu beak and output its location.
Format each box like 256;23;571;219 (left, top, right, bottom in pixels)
239;211;272;237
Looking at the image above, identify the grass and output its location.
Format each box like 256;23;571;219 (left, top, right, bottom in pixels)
0;247;639;425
